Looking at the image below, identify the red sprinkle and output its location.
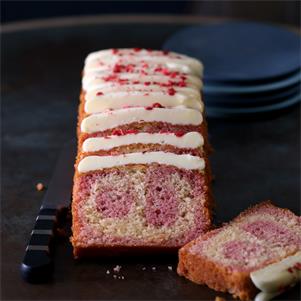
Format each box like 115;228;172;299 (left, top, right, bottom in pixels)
133;81;140;84
111;129;139;136
96;92;104;96
125;64;135;73
144;82;151;86
175;131;186;137
162;68;171;76
294;262;301;270
178;81;187;87
145;103;165;110
169;71;179;78
111;129;124;136
118;78;129;85
134;48;142;52
112;49;118;54
113;64;123;73
125;129;138;134
163;50;170;55
103;74;118;81
287;267;294;273
168;88;176;96
152;103;164;108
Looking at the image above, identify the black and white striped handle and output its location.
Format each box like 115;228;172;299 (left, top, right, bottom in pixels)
21;207;57;283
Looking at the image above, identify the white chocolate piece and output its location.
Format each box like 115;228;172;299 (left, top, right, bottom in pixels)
254;291;282;301
86;84;200;97
81;107;203;134
82;132;204;152
84;60;200;76
78;152;205;173
84;48;203;76
82;73;202;91
251;252;301;294
84;90;203;113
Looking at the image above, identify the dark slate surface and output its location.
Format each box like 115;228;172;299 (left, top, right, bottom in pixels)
1;19;300;300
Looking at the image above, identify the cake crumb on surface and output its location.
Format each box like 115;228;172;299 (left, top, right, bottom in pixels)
113;275;117;279
142;267;146;270
55;227;67;238
106;270;110;274
152;267;156;271
168;266;173;271
113;265;122;273
36;182;45;191
215;296;226;301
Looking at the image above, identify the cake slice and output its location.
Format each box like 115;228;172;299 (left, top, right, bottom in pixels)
177;201;301;301
71;48;213;258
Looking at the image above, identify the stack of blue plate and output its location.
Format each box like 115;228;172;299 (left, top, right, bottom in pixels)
163;22;301;117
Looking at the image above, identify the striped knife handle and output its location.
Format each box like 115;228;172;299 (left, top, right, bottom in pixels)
20;207;57;283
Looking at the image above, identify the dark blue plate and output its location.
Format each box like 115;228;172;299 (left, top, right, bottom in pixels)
203;70;301;94
206;92;301;117
163;22;301;82
205;68;301;86
205;84;301;106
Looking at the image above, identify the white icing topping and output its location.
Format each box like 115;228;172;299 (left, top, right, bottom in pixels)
251;252;301;295
82;132;204;152
84;49;203;76
82;73;202;91
84;60;200;76
79;49;205;171
81;107;202;134
86;83;200;96
254;291;282;301
84;90;203;113
77;152;205;173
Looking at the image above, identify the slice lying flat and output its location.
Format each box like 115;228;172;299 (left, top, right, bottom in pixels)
177;201;301;301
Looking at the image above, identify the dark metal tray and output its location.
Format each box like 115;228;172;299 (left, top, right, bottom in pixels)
2;15;300;300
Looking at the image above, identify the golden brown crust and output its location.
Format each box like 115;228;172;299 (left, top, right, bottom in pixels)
177;246;258;301
78;144;203;161
73;244;179;259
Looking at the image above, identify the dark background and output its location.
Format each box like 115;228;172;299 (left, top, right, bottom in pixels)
1;1;300;300
1;0;300;26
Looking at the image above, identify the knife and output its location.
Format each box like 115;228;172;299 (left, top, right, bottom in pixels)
20;139;76;283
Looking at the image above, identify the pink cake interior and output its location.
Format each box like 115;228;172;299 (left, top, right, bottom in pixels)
73;164;211;247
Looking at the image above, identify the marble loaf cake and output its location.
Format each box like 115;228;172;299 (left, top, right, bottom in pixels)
71;48;213;258
178;201;301;301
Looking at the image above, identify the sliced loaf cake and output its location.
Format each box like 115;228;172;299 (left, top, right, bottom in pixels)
72;48;213;258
